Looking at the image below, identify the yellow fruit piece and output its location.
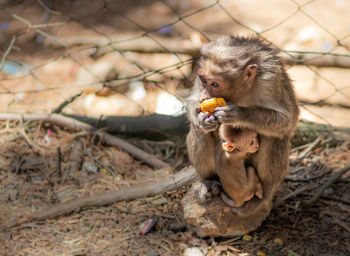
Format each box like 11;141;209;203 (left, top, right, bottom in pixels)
274;237;283;245
242;234;252;241
200;98;227;115
256;251;266;256
101;168;109;177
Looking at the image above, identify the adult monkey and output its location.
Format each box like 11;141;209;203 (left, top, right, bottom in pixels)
186;36;299;216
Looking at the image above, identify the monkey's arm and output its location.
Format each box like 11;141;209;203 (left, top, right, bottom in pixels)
214;105;295;138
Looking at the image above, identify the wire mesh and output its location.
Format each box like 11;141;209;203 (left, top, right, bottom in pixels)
1;0;350;126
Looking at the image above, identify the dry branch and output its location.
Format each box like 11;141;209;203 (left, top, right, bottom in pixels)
0;113;168;169
296;136;322;160
52;91;83;114
308;163;350;204
68;115;350;146
44;33;201;56
30;166;198;221
273;183;319;208
68;114;188;139
282;51;350;68
44;33;350;68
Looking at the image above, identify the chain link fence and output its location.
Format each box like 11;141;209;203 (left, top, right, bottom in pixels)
1;0;350;126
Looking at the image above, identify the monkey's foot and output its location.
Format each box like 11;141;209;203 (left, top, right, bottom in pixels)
220;191;236;207
194;180;221;203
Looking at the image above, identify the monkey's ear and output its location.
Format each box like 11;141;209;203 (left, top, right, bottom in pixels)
244;64;259;82
192;56;200;71
185;56;201;87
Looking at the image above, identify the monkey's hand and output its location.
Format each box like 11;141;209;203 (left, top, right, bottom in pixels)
213;105;238;123
196;111;219;132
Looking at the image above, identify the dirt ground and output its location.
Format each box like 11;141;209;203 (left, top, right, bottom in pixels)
0;120;350;256
1;1;350;255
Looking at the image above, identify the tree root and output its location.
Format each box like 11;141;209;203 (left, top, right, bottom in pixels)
0;113;169;169
30;166;198;221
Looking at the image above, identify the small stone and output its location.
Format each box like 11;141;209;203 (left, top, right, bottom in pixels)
147;251;159;256
324;187;334;195
7;184;16;189
257;251;266;256
83;161;98;174
184;247;204;256
32;176;42;182
274;237;283;245
242;234;252;241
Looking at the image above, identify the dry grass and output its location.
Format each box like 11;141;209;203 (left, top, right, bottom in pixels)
0;120;349;256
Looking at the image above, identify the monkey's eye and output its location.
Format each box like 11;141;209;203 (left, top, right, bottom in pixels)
211;81;219;88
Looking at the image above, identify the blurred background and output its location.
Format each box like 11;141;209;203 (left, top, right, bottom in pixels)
1;0;350;126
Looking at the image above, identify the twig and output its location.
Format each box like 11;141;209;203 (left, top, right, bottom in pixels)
19;128;43;152
324;211;350;232
308;163;350;204
56;147;62;177
68;139;83;176
290;142;312;154
285;166;332;182
0;113;169;169
30;166;198;221
52;91;83;114
290;134;332;154
0;35;16;72
273;183;319;208
296;136;322;160
321;196;350;206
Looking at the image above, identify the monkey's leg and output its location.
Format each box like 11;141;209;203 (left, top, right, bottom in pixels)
243;166;263;202
220;165;261;209
217;156;249;208
186;127;220;203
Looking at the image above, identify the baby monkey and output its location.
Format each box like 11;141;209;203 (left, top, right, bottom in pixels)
216;126;263;207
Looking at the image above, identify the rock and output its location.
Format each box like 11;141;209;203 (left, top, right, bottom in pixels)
184;247;205;256
183;181;271;237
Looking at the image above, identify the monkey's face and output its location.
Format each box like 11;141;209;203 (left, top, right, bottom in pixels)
197;72;230;102
197;62;231;102
197;56;258;103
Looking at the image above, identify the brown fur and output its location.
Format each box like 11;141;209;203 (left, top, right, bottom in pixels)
186;36;299;216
